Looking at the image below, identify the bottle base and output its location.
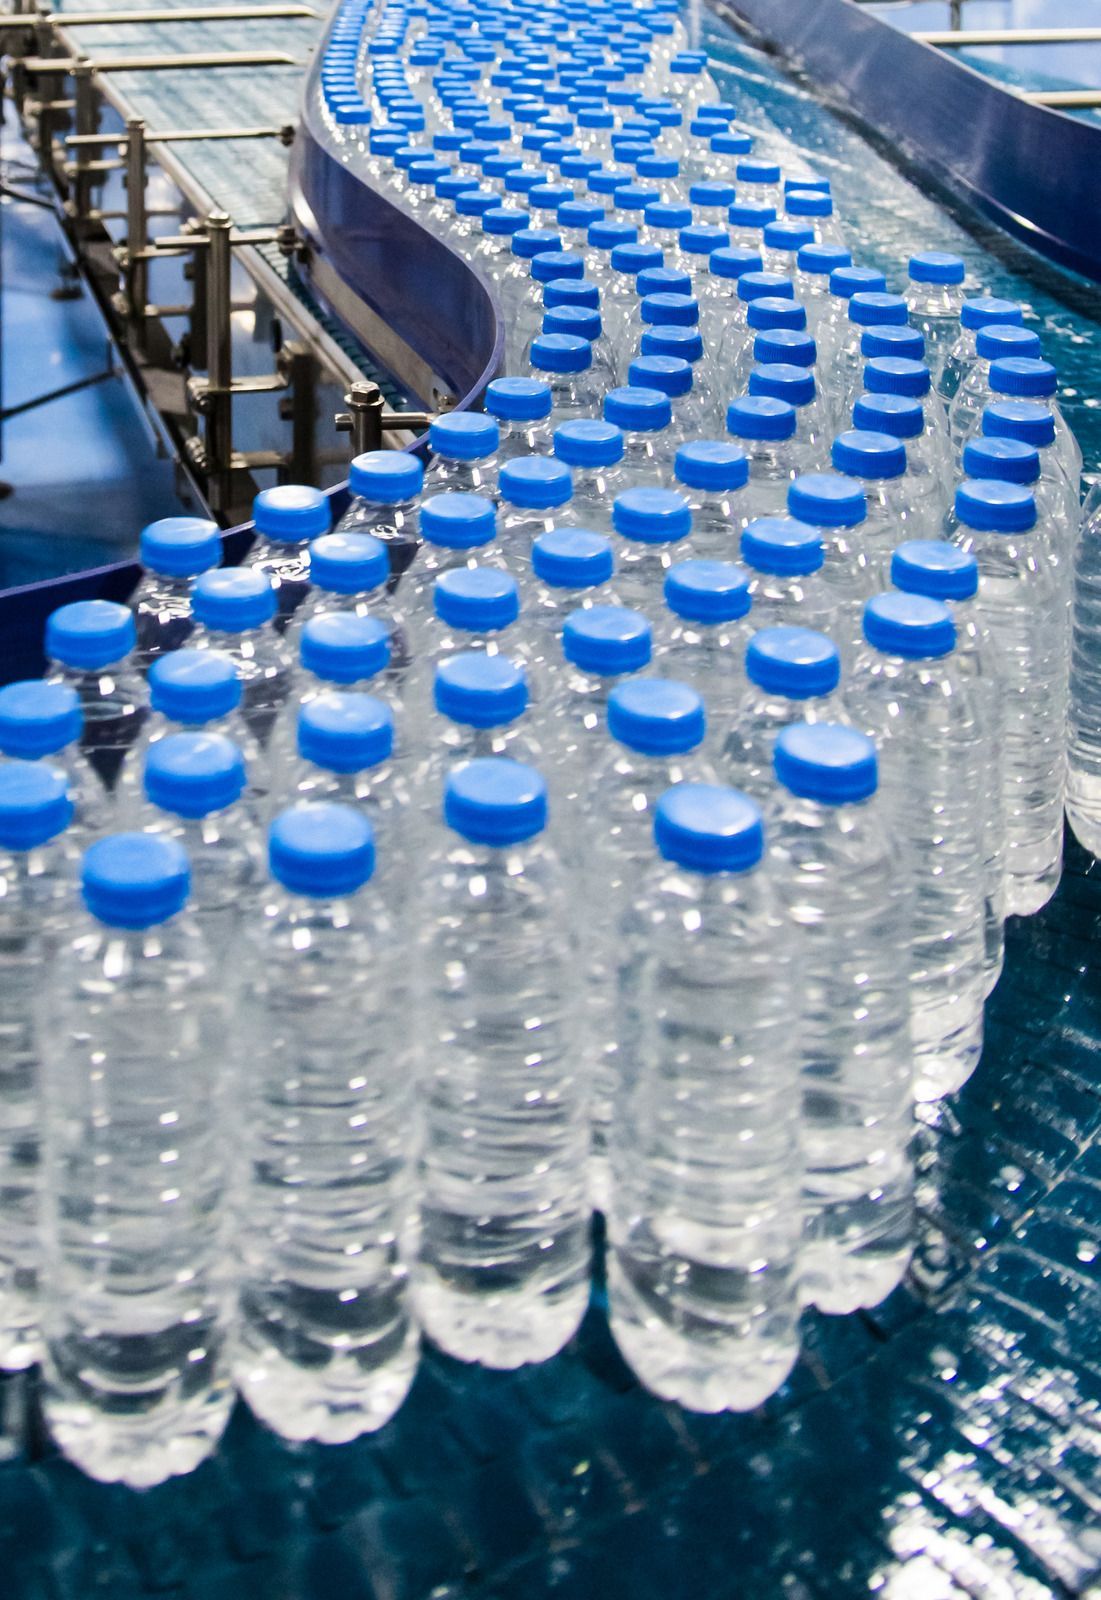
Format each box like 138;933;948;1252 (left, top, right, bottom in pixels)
912;1010;983;1102
234;1328;419;1445
1006;865;1062;918
42;1383;233;1488
800;1244;912;1315
413;1271;588;1370
0;1320;42;1373
1067;799;1101;862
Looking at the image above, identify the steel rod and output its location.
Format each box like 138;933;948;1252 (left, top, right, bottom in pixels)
917;27;1101;46
1019;87;1101;107
45;4;318;22
67;126;289;146
22;50;299;72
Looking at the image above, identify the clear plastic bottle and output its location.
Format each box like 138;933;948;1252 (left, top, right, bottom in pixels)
938;294;1023;407
761;219;815;278
552;419;629;533
947;326;1043;461
1068;488;1101;857
0;762;73;1371
712;269;794;381
698;245;763;350
285;532;394;655
581;679;712;1208
986;355;1082;488
246;485;332;632
739;516;836;633
413;655;541;827
0;680;102;840
408;566;533;732
610;485;695;610
484;376;556;463
829;292;911;430
608;781;801;1409
40;833;234;1485
784;188;844;249
671;440;750;560
721;625;843;798
335;450;425;583
863;352;954;477
413;759;588;1366
852;392;949;535
961;436;1067;579
749;362;830;470
655;559;752;724
45;599;149;799
626;353;710;442
527;528;618;671
816;264;887;377
528;331;605;423
891;540;1006;993
847;592;986;1101
769;723;914;1313
905;251;966;385
786;473;872;668
130;517;222;673
725;396;802;523
189;570;296;754
497;455;576;575
982;399;1081;528
793;241;853;333
603;384;676;485
950;480;1066;914
601;239;664;358
235;803;418;1442
396;491;509;638
830;428;919;584
424;411;500;498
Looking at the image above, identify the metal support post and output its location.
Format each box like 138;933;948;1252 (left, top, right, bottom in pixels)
280;343;318;486
204;211;234;512
122;116;148;338
69;60;96;229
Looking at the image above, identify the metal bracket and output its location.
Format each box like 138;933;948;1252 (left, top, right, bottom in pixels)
335;382;435;456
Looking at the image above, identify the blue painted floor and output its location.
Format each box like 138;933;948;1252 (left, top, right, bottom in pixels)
0;112;193;594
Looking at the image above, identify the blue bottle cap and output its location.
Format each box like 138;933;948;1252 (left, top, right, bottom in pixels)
862;356;932;400
530;249;585;285
531;331;593;373
664;559;751;623
562;604;652;674
962;435;1040;485
848;291;909;328
543;277;600;310
607;676;705;755
612;486;692;544
726;395;796;442
863;591;955;658
746;297;807;334
588;218;638;250
269;802;375;897
628;354;693;399
420;491;497;548
753;328;816;366
989;357;1057;400
788;473;866;528
557;200;604;231
737;270;794;304
829;265;887;299
499;456;573;511
348;450;423;505
680;223;731;255
297;691;394;772
637;263;692;295
0;760;72;850
430;411;500;461
796;242;851;276
784;190;831;220
148;649;241;723
982;399;1056;449
484;376;553;422
434;652;528;727
252;484;331;543
529;181;574;212
746;625;840;697
861;324;925;361
852;393;924;441
954;478;1037;532
832;428;907;480
975;324;1042;362
653;782;763;873
710;130;753;156
643;199;691;228
674;439;748;493
532;527;614;589
144;731;246;819
740;516;823;575
728;201;776;230
737;158;780;184
749;362;816;407
640;325;704;363
512;226;564;259
773;722;877;804
456;186;499;216
603;385;672;431
611;240;664;275
908;251;965;285
709;246;763;280
140;516;221;578
434;567;520;631
640;291;698;327
191;568;276;632
46;599;136;670
0;680;82;758
891;540;978;602
444;756;547;845
763;219;815;252
960;295;1023;331
82;832;190;928
554;418;624;469
300;612;391;683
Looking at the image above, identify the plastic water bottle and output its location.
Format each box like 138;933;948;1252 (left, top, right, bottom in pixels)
424;411;500;497
785;187;844;247
982;400;1081;528
769;723;914;1313
285;532;394;652
40;833;234;1485
582;679;711;1209
655;560;752;723
609;486;694;610
411;567;531;728
537;301;617;390
528;331;604;423
891;541;1006;993
484;376;556;463
498;457;576;572
130;517;222;672
190;570;296;753
528;528;617;667
938;294;1023;405
961;436;1068;588
0;762;73;1371
1068;489;1101;857
141;732;262;959
602;385;676;485
699;245;762;347
45;600;149;798
553;419;629;532
395;493;509;650
786;474;872;666
748;362;829;470
863;351;954;482
986;355;1082;487
739;517;836;633
412;759;588;1366
793;241;851;331
335;451;425;582
829;293;911;428
670;440;749;560
816;264;887;375
949;481;1066;914
234;804;418;1442
905;252;966;384
830;429;922;582
545;605;653;819
946;325;1043;459
848;593;986;1101
626;353;710;442
722;625;844;798
0;680;102;840
414;656;541;822
607;781;801;1409
852;392;949;533
246;486;332;631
